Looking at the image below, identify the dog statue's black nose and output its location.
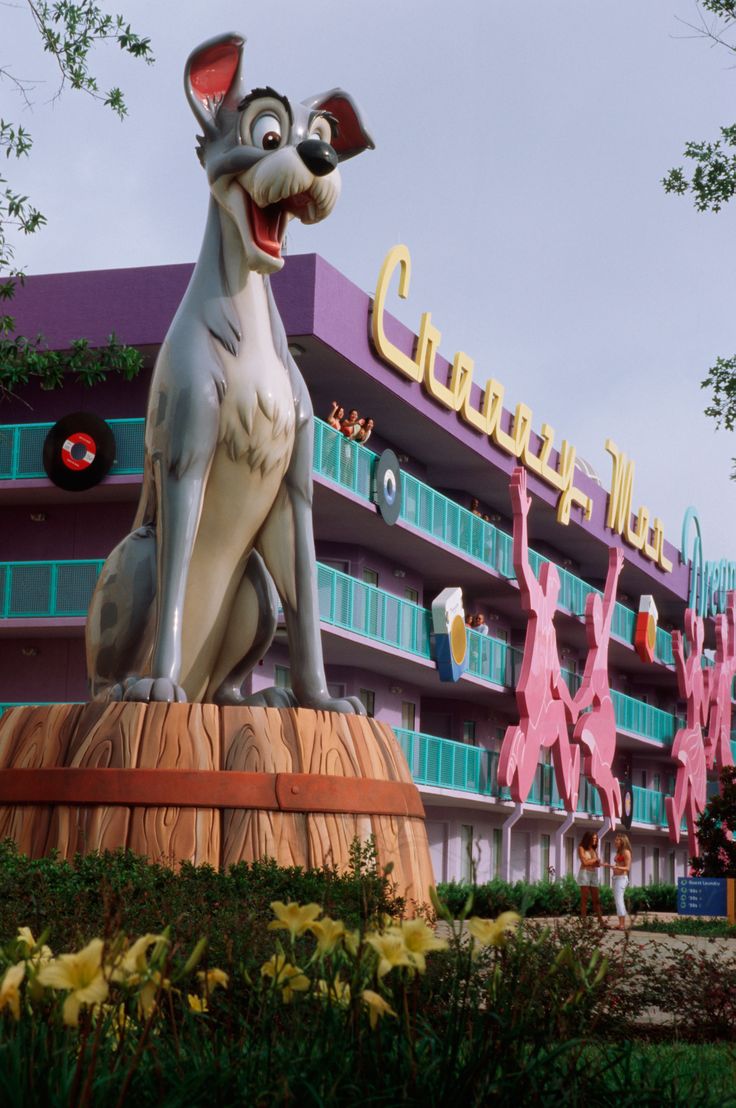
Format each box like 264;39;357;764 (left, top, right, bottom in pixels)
297;139;338;177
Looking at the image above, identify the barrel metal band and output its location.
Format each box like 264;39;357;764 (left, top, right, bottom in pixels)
0;769;426;819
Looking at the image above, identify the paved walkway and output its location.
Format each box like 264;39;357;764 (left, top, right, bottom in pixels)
438;913;736;956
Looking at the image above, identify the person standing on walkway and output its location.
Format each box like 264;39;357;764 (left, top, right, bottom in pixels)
607;832;632;931
577;831;604;925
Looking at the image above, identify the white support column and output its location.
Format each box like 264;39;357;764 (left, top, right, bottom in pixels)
501;803;524;882
554;810;576;879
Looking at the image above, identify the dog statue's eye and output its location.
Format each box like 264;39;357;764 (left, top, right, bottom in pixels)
251;113;282;150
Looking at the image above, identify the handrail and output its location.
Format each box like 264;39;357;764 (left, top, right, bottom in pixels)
0;706;685;825
0;557;686;746
1;416;677;665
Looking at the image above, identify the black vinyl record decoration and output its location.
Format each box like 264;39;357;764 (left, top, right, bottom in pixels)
373;449;402;526
43;412;116;492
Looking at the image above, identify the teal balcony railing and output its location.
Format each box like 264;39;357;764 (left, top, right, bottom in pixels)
0;558;688;747
610;690;677;744
0;707;680;826
394;727;678;826
631;784;667;826
0;559;104;618
1;417;678;666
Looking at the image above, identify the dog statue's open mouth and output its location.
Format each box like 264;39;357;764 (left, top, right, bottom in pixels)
246;192;313;258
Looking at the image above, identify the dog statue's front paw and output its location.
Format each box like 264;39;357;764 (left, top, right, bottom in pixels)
122;677;188;704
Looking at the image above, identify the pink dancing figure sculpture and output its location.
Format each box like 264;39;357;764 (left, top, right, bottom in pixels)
572;546;625;822
704;591;736;773
666;610;708;858
498;468;580;810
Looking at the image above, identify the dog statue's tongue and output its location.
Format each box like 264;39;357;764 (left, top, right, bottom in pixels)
250;201;283;257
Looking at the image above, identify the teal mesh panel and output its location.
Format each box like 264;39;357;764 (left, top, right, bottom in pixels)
0;425;15;478
55;561;102;615
7;563;53;616
109;419;145;474
16;424;50;478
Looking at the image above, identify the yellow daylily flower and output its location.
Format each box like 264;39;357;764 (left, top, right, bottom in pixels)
16;927;52;966
268;902;322;940
37;938;109;1027
137;971;170;1019
197;968;229;993
365;932;414;978
308;917;347;956
344;929;361;957
316;975;351;1007
188;993;208;1013
0;962;26;1020
394;919;448;973
16;927;37;953
260;954;310;1003
466;912;521;952
361;989;397;1029
111;933;169;982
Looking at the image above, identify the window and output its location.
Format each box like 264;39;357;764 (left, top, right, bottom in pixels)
462;721;476;746
603;841;612;885
652;773;661;793
540;834;551;880
667;851;676;884
640;771;647;789
401;701;416;730
362;568;379;586
640;847;646;885
275;665;290;689
652;848;660;885
460;824;475;883
359;688;375;717
565;836;575;876
493;828;502;878
404;586;419;604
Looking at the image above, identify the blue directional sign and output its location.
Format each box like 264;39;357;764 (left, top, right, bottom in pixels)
677;877;728;917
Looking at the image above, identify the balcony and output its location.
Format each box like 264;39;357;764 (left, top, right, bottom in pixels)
0;417;677;665
0;558;687;747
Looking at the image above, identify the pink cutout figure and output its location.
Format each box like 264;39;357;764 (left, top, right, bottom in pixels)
704;591;736;774
572;546;625;821
498;468;580;810
666;610;708;858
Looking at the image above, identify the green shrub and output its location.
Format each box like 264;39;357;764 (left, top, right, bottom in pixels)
0;838;399;962
437;877;677;918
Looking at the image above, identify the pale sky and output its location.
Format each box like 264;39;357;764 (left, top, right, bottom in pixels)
4;0;736;568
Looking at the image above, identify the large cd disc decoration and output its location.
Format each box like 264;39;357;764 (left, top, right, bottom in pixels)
43;413;116;491
373;449;402;525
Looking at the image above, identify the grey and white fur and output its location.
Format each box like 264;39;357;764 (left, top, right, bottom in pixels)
85;32;374;710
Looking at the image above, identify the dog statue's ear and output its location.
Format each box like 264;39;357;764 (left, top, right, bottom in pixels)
185;32;246;136
302;89;375;161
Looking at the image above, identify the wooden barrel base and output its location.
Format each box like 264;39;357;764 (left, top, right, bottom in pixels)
0;703;434;903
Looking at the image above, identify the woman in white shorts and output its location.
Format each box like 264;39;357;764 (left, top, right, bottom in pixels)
577;831;604;924
607;832;632;930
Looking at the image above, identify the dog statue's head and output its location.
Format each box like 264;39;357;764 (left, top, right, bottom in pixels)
185;33;374;275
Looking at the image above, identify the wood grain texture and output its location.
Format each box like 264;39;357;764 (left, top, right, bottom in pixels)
0;703;434;899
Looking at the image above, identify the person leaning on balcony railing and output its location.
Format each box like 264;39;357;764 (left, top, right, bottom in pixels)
603;832;632;931
577;831;605;926
327;401;345;430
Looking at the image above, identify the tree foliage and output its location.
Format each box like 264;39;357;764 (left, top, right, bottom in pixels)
690;766;736;877
1;1;154;297
663;1;736;454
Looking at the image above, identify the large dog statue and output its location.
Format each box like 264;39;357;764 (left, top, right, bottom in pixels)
86;33;373;711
